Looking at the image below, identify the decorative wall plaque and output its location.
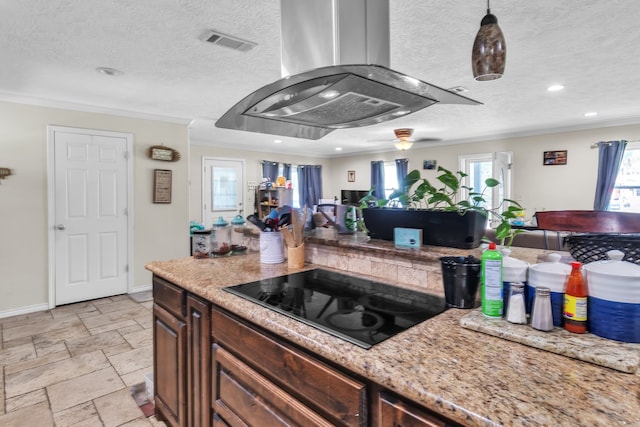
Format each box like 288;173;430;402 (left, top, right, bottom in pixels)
148;145;181;162
153;169;172;203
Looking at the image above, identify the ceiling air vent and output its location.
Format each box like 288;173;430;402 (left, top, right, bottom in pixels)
202;30;257;52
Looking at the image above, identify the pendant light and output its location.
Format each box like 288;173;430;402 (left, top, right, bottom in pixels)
472;0;506;81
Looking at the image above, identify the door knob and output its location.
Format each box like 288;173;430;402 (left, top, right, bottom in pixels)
56;224;66;230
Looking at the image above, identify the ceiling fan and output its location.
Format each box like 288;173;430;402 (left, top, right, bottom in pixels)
369;128;442;151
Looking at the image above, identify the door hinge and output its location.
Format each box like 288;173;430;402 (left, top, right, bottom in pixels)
124;151;129;159
125;264;129;272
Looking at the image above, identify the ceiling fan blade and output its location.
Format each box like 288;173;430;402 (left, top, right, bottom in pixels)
413;138;442;143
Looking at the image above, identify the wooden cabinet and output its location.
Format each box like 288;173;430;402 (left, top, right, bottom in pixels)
211;307;366;426
153;276;211;427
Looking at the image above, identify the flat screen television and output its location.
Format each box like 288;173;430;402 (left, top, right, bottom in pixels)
341;190;369;205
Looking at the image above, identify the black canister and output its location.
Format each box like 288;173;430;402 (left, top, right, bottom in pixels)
440;256;482;308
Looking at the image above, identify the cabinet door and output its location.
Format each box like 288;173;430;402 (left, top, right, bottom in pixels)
154;303;187;427
378;392;448;427
187;295;211;427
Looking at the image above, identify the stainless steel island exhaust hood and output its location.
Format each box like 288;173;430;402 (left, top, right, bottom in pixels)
215;0;482;140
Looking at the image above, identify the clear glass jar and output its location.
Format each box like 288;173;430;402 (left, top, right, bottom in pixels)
230;215;247;254
192;229;211;259
211;216;231;257
531;287;554;331
506;282;527;324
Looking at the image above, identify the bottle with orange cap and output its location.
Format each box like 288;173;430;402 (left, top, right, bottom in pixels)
563;261;588;333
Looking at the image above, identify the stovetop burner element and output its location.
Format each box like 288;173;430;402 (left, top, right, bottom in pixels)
223;269;447;349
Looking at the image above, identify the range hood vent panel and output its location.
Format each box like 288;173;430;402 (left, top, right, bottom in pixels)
243;72;440;128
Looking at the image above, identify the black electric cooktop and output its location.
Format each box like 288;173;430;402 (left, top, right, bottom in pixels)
223;269;447;349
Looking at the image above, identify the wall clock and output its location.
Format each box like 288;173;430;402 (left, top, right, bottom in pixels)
148;145;181;162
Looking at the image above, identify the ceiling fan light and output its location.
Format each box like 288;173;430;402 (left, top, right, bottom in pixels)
394;141;413;151
472;1;506;81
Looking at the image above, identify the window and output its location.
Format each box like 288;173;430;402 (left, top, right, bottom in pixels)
383;161;398;198
459;152;513;227
611;142;640;212
290;166;300;208
277;163;300;208
211;166;238;210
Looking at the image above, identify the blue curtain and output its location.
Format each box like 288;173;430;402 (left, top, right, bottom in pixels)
298;165;322;208
261;160;279;183
282;163;292;180
371;161;385;199
593;140;627;210
395;158;409;190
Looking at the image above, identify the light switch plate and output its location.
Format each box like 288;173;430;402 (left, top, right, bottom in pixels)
394;227;422;249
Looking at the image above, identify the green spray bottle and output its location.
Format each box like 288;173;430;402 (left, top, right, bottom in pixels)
481;242;503;317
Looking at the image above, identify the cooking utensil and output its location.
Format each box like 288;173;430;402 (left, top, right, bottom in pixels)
278;213;291;228
281;227;296;248
292;208;300;245
247;214;266;231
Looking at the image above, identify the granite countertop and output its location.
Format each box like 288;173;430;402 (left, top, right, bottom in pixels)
146;253;640;427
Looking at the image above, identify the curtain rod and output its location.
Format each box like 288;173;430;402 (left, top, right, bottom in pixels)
590;140;640;149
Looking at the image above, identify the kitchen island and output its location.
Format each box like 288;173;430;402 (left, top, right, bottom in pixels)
146;236;639;427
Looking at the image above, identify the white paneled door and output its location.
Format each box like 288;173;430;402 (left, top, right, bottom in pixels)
50;127;131;306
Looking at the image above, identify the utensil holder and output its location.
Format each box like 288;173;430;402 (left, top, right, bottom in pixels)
287;244;305;269
440;256;481;308
260;231;284;264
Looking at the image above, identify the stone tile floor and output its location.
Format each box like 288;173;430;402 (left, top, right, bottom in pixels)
0;292;167;426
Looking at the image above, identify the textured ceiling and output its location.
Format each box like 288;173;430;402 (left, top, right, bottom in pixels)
1;0;639;157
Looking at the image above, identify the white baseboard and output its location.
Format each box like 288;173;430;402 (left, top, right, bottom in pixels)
0;303;50;320
131;284;152;293
1;286;152;319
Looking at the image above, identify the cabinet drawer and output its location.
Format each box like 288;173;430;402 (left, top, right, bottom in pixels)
212;308;366;426
213;345;333;427
379;392;448;427
153;275;185;319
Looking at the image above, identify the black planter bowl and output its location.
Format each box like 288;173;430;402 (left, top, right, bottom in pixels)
362;208;486;249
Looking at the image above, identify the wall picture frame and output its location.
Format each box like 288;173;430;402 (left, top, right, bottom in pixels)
543;150;568;165
153;169;172;203
347;170;356;182
423;160;437;170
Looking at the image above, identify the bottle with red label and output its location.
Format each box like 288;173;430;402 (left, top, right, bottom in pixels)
563;261;588;333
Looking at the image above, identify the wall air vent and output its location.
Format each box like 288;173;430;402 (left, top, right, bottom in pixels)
201;30;257;52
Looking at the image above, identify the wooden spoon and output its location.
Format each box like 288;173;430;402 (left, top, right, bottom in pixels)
291;209;300;246
281;226;296;248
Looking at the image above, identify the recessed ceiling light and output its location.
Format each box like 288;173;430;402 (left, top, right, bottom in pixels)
547;84;564;92
335;147;342;151
274;139;282;144
96;67;123;76
584;112;598;117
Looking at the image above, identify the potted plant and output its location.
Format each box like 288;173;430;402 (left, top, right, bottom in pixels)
361;167;524;248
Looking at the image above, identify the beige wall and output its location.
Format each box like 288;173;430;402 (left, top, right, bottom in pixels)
188;143;328;224
0;101;189;314
326;124;640;220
